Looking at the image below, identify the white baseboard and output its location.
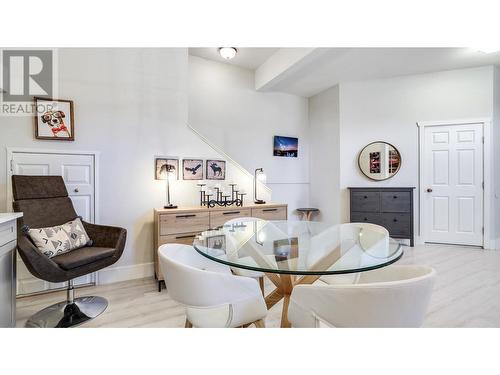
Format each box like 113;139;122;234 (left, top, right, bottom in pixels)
97;262;154;285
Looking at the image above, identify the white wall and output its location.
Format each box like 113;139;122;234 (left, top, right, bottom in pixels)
494;66;500;249
308;85;340;224
188;55;310;218
338;66;495;243
0;48;270;283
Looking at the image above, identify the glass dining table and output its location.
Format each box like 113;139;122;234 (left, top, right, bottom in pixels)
193;218;403;328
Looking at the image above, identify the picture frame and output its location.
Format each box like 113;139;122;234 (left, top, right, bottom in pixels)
34;97;75;141
182;159;204;180
206;159;226;180
273;135;298;157
155;158;179;180
206;235;226;252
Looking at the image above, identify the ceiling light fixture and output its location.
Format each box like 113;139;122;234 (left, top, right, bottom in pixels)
218;47;238;60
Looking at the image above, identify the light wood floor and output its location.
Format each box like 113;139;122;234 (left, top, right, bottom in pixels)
16;243;500;327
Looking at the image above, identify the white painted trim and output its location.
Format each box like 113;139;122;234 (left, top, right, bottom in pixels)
186;122;271;194
5;147;101;224
97;262;154;285
417;119;494;250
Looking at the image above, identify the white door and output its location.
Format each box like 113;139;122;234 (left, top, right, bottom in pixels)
8;151;96;295
422;124;483;246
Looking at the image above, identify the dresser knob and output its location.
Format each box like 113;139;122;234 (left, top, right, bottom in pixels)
364;217;368;221
364;195;368;199
393;218;398;222
393;195;398;199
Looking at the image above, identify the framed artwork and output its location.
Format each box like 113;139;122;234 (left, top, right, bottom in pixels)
273;136;298;157
369;151;381;173
273;237;299;264
388;149;401;173
155;158;179;180
34;97;75;141
206;235;226;252
182;159;203;180
206;160;226;180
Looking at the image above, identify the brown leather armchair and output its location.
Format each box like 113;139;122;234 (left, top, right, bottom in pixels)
12;175;127;327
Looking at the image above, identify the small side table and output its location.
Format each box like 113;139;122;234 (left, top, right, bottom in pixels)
296;208;319;221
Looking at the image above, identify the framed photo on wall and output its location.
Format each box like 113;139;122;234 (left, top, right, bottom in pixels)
155;158;179;180
206;160;226;180
34;97;75;141
273;135;298;157
182;159;204;180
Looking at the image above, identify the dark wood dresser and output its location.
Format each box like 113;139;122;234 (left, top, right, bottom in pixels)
348;187;415;247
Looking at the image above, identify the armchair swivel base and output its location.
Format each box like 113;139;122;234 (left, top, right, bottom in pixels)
26;280;108;328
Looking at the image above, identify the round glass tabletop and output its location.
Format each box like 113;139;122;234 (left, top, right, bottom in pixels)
193;218;403;275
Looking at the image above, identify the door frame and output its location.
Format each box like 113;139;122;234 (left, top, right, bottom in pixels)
5;147;100;223
416;118;493;250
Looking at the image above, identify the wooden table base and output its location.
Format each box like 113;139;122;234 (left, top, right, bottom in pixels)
264;273;320;328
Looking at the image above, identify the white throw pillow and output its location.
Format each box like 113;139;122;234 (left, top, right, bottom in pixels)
27;217;92;258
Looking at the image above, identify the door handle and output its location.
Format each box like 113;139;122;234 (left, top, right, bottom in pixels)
426;188;433;193
74;188;79;193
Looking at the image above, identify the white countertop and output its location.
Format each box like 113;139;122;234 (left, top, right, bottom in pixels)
0;212;23;225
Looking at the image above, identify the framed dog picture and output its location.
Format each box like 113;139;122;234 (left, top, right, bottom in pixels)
206;160;226;180
155;158;179;180
34;97;75;141
182;159;203;180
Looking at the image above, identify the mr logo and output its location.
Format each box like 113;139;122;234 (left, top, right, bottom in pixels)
2;50;53;102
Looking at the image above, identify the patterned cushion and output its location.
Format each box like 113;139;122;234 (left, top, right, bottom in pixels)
27;217;93;258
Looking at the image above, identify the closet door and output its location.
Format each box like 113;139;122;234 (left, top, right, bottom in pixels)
9;151;96;295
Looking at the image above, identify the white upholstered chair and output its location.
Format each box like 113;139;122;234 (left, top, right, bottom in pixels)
224;217;266;295
288;265;436;328
158;243;267;328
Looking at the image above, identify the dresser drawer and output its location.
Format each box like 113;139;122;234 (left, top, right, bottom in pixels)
251;206;287;221
0;221;16;246
350;212;383;226
381;191;411;213
159;212;209;235
209;208;251;229
350;192;380;212
381;213;411;236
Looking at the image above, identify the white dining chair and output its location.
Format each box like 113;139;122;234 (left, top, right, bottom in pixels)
158;243;267;328
224;217;267;295
288;265;436;328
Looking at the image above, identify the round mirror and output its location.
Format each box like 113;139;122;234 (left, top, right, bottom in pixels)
358;141;401;181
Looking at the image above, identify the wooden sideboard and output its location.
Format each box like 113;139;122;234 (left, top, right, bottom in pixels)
348;187;415;247
153;203;287;291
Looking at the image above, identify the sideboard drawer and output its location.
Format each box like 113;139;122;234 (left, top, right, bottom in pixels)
159;212;209;235
350;212;383;226
381;192;411;213
251;206;287;221
210;208;251;229
381;213;411;236
351;192;380;212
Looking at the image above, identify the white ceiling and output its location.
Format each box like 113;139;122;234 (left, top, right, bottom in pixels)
268;48;500;97
189;47;279;70
190;47;500;97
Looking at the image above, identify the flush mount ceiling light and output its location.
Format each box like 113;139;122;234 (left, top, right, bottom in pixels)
218;47;238;60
